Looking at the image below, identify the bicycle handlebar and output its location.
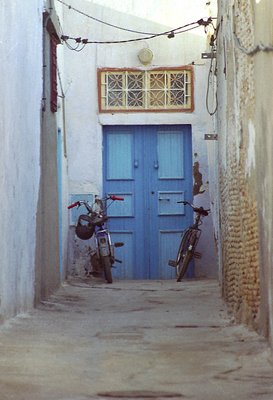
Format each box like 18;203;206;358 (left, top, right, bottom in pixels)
177;200;210;216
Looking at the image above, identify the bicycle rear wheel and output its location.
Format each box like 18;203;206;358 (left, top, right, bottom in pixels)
177;251;192;282
176;229;191;266
176;230;196;282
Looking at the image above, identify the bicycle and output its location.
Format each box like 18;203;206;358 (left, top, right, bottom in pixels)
68;195;124;284
168;201;209;282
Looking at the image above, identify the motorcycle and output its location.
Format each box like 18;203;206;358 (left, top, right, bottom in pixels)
68;195;124;283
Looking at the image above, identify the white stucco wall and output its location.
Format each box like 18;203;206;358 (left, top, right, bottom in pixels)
55;2;70;282
63;0;218;276
0;1;43;317
252;0;273;346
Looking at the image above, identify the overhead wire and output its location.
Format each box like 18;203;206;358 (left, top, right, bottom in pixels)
56;0;215;46
56;14;87;51
61;18;214;47
206;51;218;116
56;1;219;116
64;40;87;51
233;31;273;56
230;7;273;56
56;0;158;35
205;22;219;116
62;24;201;45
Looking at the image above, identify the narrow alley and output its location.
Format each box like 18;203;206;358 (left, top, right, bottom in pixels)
1;1;273;398
0;279;272;400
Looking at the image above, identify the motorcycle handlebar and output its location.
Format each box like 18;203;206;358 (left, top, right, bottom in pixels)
109;195;124;201
67;201;80;209
67;195;123;211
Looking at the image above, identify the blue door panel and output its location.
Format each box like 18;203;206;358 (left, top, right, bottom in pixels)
103;125;193;279
106;132;133;180
107;193;134;217
111;232;134;279
158;191;185;215
158;231;182;279
157;131;184;179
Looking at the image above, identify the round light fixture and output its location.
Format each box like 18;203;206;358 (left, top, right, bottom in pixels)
138;48;153;65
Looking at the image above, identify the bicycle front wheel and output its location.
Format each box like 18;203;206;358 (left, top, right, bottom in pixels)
101;256;113;284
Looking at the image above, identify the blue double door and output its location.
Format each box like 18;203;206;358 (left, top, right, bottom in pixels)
103;125;193;279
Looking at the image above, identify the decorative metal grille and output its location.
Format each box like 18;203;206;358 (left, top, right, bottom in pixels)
99;68;193;112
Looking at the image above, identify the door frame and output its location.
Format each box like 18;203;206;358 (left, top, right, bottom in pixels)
103;124;193;279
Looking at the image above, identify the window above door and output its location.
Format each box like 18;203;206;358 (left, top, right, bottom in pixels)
98;67;194;113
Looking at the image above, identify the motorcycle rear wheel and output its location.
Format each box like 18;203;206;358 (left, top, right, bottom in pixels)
101;256;113;284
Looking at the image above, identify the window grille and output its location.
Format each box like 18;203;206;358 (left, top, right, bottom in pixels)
98;68;193;112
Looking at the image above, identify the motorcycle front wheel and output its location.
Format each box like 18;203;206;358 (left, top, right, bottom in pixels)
101;256;113;284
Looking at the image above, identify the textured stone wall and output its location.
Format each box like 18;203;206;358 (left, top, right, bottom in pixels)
220;161;260;327
216;0;261;329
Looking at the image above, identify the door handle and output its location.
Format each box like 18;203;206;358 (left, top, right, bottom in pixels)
134;160;139;168
154;161;159;169
158;198;170;201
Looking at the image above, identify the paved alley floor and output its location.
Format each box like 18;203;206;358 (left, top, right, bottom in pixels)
0;278;273;400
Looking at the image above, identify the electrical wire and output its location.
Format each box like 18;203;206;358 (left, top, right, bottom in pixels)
61;18;214;47
204;19;221;116
62;25;200;45
64;40;87;51
170;24;206;36
233;31;273;56
205;46;218;116
57;0;215;42
56;0;158;35
57;66;65;98
205;23;218;116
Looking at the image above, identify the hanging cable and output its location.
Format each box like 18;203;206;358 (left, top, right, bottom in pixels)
204;19;220;116
233;31;273;56
57;0;215;40
60;18;214;47
62;25;199;45
64;39;87;52
206;46;218;116
56;0;158;35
